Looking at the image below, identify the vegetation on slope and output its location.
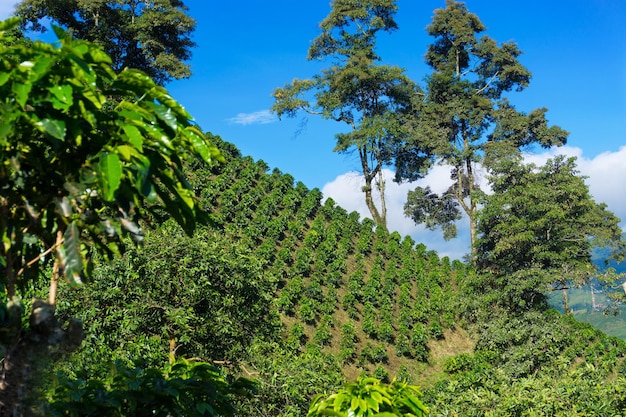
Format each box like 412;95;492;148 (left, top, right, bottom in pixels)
2;0;626;414
43;136;626;415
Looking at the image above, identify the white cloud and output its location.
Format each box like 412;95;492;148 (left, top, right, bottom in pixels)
322;168;471;261
227;110;277;125
322;145;626;261
0;1;19;20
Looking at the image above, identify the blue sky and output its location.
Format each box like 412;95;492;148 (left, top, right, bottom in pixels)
2;0;625;259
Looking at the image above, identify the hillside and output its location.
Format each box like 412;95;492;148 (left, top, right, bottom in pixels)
48;136;626;416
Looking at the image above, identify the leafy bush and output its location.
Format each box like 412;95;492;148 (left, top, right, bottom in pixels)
47;358;254;417
306;377;427;417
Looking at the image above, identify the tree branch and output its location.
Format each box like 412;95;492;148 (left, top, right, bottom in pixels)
475;71;500;95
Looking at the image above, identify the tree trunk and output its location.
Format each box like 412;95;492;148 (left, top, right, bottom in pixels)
0;301;84;415
465;144;478;262
468;210;477;261
359;145;386;229
363;178;384;228
562;288;571;314
376;168;387;228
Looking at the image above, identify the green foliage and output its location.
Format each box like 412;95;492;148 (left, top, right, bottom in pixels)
16;0;196;85
241;342;344;417
313;315;333;346
0;18;221;299
51;221;278;379
411;325;429;362
7;3;626;415
287;323;307;351
400;0;568;255
475;155;626;312
47;358;255;417
298;299;317;325
360;343;388;366
306;376;427;417
404;186;460;241
339;322;358;364
272;0;425;227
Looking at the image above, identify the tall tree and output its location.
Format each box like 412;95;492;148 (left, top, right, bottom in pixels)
272;0;427;228
14;0;196;85
400;0;568;259
475;155;625;312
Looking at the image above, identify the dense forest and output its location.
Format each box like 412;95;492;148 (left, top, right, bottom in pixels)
1;0;626;416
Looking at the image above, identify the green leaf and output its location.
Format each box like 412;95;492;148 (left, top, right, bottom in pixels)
115;68;155;92
0;17;20;32
196;402;215;414
49;85;74;111
365;396;379;411
350;396;359;412
183;128;210;162
30;57;56;82
146;101;178;133
12;83;31;108
122;125;144;151
87;47;112;65
62;222;83;285
137;121;173;152
370;391;383;403
113;145;136;161
78;100;98;128
0;72;10;86
68;54;96;87
52;25;68;41
36;118;67;141
99;152;122;201
81;87;105;109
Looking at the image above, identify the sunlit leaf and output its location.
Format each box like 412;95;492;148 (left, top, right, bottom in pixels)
0;17;20;32
0;72;10;86
36;118;67;141
122;125;144;151
81;87;105;109
350;397;359;411
87;47;112;64
146;101;178;133
49;85;74;110
182;128;210;162
62;222;83;285
99;152;122;201
30;57;55;81
78;100;98;128
69;54;96;86
12;83;31;107
114;145;136;161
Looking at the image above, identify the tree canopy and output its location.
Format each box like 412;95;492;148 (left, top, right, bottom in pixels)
400;0;568;258
272;0;426;228
475;155;625;312
14;0;196;85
